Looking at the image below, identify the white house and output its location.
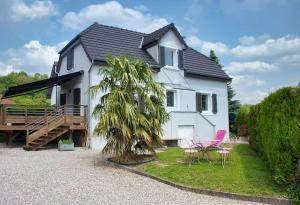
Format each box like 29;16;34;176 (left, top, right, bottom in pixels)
49;23;231;149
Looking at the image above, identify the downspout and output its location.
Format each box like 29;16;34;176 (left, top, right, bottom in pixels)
87;59;94;149
54;65;59;106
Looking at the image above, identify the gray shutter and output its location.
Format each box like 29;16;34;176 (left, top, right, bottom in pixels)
212;94;217;114
196;92;202;113
178;50;183;69
159;46;165;66
67;48;74;70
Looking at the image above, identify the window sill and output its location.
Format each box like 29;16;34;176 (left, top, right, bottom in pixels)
67;67;75;72
164;66;179;70
201;111;215;116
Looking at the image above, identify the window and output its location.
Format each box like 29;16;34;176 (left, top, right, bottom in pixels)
201;94;209;111
166;90;175;107
164;47;174;66
67;48;74;70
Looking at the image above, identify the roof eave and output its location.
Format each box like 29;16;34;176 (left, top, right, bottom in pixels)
184;71;232;82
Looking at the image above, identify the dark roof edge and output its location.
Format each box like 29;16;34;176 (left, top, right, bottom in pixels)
58;22;99;55
184;71;232;82
93;59;160;72
142;23;188;48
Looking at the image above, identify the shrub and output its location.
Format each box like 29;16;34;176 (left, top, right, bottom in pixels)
59;139;74;144
248;87;300;202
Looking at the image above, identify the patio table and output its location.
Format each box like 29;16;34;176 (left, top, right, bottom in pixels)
217;150;231;168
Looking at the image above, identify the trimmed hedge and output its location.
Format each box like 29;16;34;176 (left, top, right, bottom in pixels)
248;87;300;201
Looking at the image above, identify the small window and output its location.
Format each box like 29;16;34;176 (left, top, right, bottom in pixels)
201;94;209;111
164;48;174;66
166;90;175;107
67;48;74;70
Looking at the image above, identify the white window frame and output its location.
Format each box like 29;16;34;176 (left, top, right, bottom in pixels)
166;89;179;111
198;91;213;115
164;46;178;69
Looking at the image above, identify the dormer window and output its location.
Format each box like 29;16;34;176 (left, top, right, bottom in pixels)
165;47;174;66
159;46;183;69
67;48;74;70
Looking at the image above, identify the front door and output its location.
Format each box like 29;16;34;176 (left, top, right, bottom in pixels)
178;125;195;148
60;93;66;106
73;88;81;115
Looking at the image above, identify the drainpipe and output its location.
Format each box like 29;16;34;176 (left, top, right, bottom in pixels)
87;59;94;149
54;65;59;106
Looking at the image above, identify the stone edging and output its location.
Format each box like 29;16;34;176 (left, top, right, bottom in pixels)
105;160;293;205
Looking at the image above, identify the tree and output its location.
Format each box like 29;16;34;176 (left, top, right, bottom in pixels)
209;50;240;133
91;55;169;161
0;71;49;105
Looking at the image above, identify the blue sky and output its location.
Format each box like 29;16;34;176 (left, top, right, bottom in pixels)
0;0;299;104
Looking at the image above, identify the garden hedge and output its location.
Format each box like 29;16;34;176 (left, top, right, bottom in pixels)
248;87;300;201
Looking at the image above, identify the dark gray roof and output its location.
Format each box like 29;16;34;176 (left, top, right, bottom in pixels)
184;48;230;80
60;23;159;68
142;23;187;48
59;22;230;81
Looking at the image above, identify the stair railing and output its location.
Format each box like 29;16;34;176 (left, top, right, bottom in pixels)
25;105;65;137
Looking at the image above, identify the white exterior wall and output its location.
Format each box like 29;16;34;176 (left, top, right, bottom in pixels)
54;44;91;106
89;65;107;149
52;30;230;150
146;45;158;62
154;30;229;142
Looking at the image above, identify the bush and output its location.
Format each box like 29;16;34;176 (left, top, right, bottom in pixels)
58;139;74;144
248;87;300;202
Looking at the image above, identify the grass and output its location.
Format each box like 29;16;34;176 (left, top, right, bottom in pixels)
142;144;287;197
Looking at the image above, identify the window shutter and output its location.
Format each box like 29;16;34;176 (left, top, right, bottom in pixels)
159;46;165;66
196;92;202;113
178;50;183;69
67;48;74;70
212;94;217;114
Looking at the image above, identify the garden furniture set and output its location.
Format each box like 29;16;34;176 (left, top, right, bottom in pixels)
183;130;232;167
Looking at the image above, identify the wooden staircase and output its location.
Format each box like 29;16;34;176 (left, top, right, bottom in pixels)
24;105;68;150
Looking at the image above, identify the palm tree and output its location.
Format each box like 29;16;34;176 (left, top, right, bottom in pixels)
90;55;169;161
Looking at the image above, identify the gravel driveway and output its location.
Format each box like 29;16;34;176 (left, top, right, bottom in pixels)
0;148;265;205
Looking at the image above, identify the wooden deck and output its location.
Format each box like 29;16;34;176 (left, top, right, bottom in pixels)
0;104;88;148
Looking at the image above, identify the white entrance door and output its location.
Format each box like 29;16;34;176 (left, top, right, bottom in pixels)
178;125;195;148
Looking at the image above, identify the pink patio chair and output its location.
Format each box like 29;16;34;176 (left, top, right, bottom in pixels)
192;130;226;161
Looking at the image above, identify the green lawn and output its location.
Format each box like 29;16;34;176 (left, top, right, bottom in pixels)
142;144;286;197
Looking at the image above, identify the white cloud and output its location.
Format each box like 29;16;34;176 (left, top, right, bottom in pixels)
187;34;300;62
11;0;58;21
62;1;169;33
236;90;269;104
0;62;19;76
231;35;300;59
1;40;67;75
231;75;265;87
224;61;279;74
186;35;229;56
278;54;300;66
238;34;271;46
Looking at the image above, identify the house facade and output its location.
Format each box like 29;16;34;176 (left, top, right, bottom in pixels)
50;23;231;149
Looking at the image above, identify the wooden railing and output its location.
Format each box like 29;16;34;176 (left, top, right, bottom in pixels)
0;104;88;127
0;104;55;126
25;105;64;136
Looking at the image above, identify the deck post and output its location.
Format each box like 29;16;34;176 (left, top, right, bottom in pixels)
0;106;2;126
25;108;28;125
3;105;7;125
26;128;29;146
6;131;13;148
